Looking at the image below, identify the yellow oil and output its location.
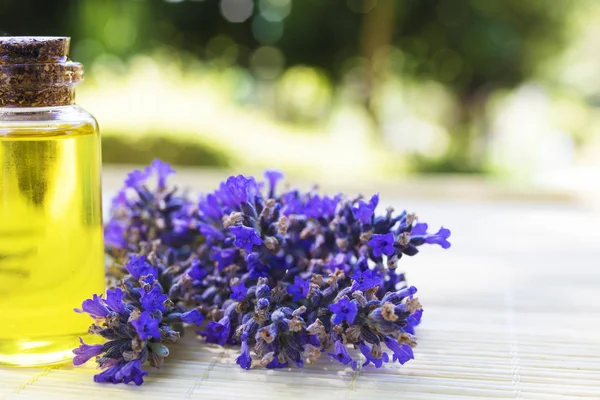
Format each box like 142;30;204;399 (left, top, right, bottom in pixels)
0;121;104;366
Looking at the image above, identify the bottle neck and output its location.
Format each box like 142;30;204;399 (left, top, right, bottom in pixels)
0;60;82;108
0;84;76;107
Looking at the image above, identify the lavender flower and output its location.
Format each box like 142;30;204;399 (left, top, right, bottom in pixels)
140;286;168;313
103;159;193;253
368;233;395;257
350;269;381;291
115;360;148;386
358;343;389;368
72;338;103;366
73;254;204;385
352;194;379;224
132;312;162;340
104;219;127;249
126;255;158;280
384;337;414;364
287;276;311;302
328;297;358;325
124;169;150;190
236;338;252;370
180;309;204;325
105;287;126;313
76;160;452;385
264;170;284;198
229;225;263;252
201;317;231;346
186;259;208;281
93;360;148;386
411;223;452;249
211;248;237;270
327;340;357;369
149;159;175;190
74;294;110;318
230;282;247;301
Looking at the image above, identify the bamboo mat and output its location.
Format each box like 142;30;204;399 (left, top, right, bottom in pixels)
1;193;599;399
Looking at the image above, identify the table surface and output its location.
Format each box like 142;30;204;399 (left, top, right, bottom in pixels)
1;178;599;400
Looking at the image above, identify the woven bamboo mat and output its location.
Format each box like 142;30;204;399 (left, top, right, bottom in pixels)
1;193;599;399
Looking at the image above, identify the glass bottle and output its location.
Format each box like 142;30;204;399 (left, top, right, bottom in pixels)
0;37;104;366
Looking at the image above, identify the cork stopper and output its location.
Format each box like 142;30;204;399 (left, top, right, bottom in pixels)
0;37;70;64
0;37;83;107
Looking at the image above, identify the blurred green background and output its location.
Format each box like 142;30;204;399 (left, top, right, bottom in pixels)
3;0;600;186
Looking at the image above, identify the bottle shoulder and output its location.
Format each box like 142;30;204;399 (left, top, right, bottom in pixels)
0;105;98;136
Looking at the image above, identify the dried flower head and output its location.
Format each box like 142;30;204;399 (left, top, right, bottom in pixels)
75;160;451;384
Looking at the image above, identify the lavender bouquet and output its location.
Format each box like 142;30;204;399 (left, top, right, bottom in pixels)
74;160;451;385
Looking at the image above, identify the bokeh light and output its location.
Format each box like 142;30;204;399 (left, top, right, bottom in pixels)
252;15;284;45
220;0;254;23
250;46;285;79
259;0;291;22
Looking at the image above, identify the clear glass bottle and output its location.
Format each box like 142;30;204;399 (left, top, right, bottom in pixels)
0;37;104;366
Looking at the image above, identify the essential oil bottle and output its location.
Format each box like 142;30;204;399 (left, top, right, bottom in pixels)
0;37;104;365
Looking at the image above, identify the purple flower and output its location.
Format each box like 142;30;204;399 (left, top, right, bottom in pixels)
287;276;311;302
281;191;304;215
149;159;175;189
368;193;379;208
140;274;156;287
186;259;208;281
114;360;148;386
321;195;340;217
180;309;204;326
353;202;373;224
230;281;247;301
247;252;269;278
140;286;168;313
72;337;104;366
352;194;379;224
200;224;225;241
328;297;358;325
368;233;395;257
256;298;270;309
266;357;288;369
264;169;284;197
93;364;123;384
350;268;381;291
198;193;223;220
126;255;158;280
305;195;340;219
75;294;110;318
201;317;231;346
411;223;451;249
236;339;252;370
396;285;418;299
327;340;357;369
358;342;389;368
124;168;150;190
410;223;427;236
104;219;127;248
229;225;263;252
404;309;423;335
106;287;126;314
327;252;350;273
384;337;414;365
131;311;161;340
218;175;259;207
110;189;128;209
78;161;450;380
172;215;191;235
211;248;237;270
